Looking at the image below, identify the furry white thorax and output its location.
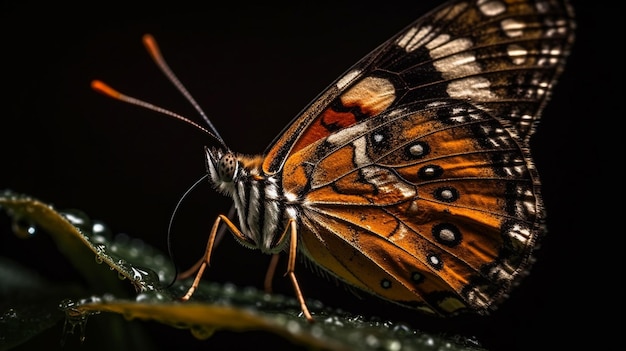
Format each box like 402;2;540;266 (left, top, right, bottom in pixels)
204;147;292;254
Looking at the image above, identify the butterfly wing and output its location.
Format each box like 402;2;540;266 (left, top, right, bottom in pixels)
264;0;575;174
269;0;575;316
288;100;547;315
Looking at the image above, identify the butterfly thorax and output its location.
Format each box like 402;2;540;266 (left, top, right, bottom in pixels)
204;146;295;254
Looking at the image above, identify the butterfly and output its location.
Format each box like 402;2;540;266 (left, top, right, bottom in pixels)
92;0;575;321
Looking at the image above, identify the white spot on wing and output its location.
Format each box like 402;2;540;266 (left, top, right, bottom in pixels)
501;18;526;37
428;36;471;59
326;122;369;146
336;69;362;89
425;33;452;53
507;44;528;65
427;37;493;100
340;76;396;115
508;223;531;244
477;0;506;17
446;77;496;100
352;137;370;166
396;25;433;52
438;228;457;242
408;143;425;156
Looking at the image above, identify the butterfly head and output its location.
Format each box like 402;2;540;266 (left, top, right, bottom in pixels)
204;146;240;194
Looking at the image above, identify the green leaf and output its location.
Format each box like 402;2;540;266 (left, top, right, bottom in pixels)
0;256;78;350
1;190;487;351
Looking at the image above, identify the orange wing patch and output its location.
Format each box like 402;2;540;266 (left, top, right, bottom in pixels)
291;76;396;154
299;208;473;315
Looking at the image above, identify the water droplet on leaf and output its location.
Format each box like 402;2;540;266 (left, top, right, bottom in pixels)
11;217;37;238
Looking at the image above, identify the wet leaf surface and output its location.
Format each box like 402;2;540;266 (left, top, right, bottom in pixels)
1;191;486;351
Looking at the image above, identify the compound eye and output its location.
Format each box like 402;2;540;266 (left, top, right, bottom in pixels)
218;153;238;182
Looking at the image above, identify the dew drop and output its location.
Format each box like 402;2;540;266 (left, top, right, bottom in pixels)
85;295;102;304
385;340;402;351
391;322;413;335
285;320;302;334
58;299;73;309
94;244;106;256
94;256;103;264
11;218;37;238
1;308;17;320
308;299;324;310
365;334;380;348
242;286;258;297
129;266;161;290
310;325;325;339
135;293;150;302
92;220;112;239
122;310;135;321
222;282;236;295
190;325;216;340
136;291;169;302
61;209;91;232
426;337;435;346
323;315;344;327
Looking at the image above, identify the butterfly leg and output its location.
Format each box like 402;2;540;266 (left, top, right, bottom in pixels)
283;219;314;322
176;257;203;281
179;214;246;301
263;254;280;293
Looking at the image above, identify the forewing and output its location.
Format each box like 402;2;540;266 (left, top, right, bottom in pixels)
263;0;575;174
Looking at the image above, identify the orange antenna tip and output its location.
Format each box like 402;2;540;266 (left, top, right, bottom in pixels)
142;33;162;61
142;33;155;46
91;80;121;99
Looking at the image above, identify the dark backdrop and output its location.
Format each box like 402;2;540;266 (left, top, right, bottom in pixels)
1;1;620;350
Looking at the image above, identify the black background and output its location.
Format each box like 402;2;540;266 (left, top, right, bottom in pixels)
0;1;620;350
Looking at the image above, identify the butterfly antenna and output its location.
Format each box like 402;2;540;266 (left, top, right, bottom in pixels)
91;34;235;286
165;175;237;287
141;34;223;141
91;80;227;150
165;174;207;287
